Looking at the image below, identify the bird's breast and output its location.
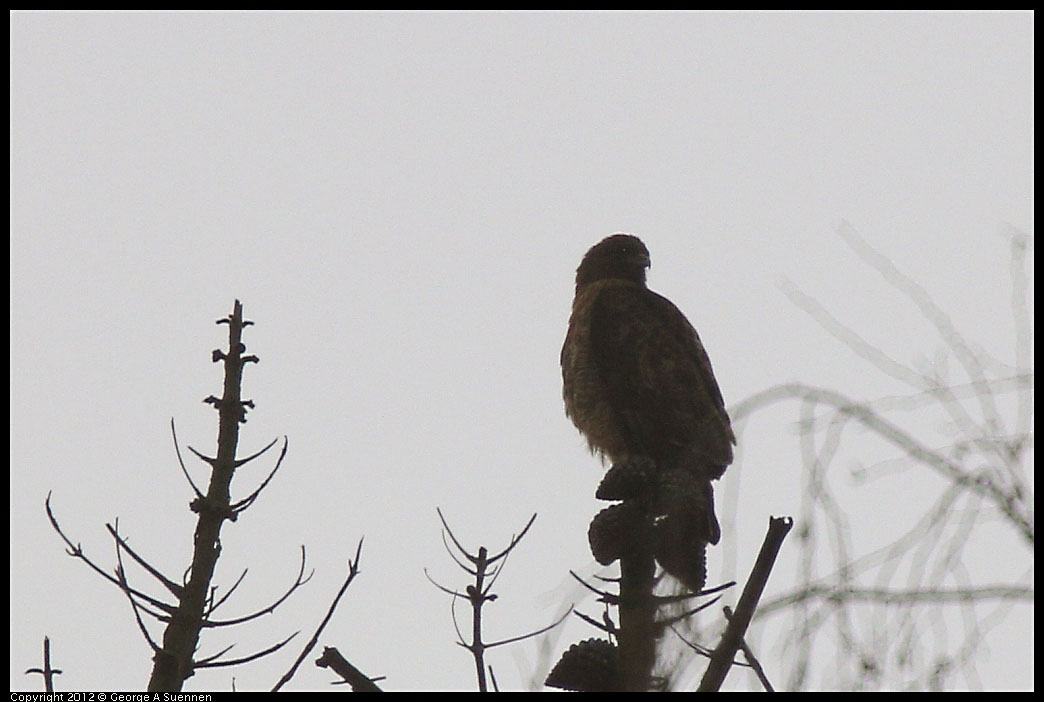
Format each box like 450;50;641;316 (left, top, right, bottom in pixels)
561;282;631;463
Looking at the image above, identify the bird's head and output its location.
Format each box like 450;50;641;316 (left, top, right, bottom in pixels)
575;233;651;288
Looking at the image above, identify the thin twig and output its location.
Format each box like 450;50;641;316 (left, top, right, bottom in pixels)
654;594;723;629
207;568;249;616
45;493;175;614
724;606;774;691
430;509;544;692
113;534;163;655
569;569;617;604
105;522;183;599
170;418;205;499
197;631;298;669
233;435;281;468
24;637;63;693
484;607;573;649
231;437;289;513
204;546;312;627
272;537;364;692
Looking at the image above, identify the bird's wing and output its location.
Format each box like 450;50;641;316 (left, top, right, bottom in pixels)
589;284;735;472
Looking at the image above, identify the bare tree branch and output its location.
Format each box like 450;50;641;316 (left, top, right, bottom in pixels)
274;538;364;692
698;516;793;691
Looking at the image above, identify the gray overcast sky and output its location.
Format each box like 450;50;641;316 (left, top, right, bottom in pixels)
10;11;1033;692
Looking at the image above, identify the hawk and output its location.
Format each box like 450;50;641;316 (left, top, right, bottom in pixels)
561;234;735;551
